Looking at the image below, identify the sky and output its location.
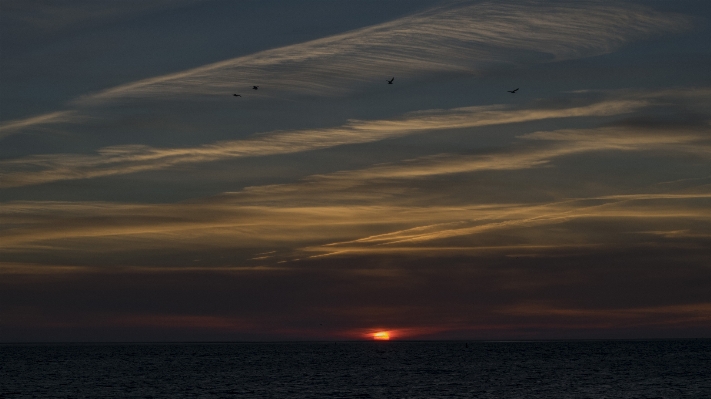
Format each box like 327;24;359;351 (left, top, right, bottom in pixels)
1;0;710;342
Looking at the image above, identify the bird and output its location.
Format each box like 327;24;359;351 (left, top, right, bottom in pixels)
233;94;241;97
387;77;394;84
252;86;259;90
507;88;519;93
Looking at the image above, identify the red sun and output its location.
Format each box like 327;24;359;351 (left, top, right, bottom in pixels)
372;331;390;340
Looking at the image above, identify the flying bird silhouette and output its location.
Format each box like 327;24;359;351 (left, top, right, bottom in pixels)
507;88;519;93
233;94;241;97
387;77;394;84
252;86;259;90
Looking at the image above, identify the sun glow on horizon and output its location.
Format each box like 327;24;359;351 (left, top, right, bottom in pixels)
373;331;390;340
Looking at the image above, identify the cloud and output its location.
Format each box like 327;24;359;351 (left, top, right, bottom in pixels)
0;111;79;137
243;125;709;198
82;1;690;101
1;94;709;266
3;115;709;259
2;1;709;342
2;158;709;264
499;302;711;328
311;192;711;256
2;242;710;340
0;99;647;187
2;1;690;135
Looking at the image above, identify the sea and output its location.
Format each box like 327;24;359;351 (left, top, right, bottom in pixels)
1;340;710;398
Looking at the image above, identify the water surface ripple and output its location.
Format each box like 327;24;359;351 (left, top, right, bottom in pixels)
1;340;709;398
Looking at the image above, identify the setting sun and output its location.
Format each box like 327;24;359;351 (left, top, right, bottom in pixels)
373;331;390;340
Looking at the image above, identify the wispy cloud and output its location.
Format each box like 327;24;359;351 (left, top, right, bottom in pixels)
311;193;711;256
83;1;690;101
2;191;709;268
2;84;709;268
499;302;711;328
2;124;709;262
238;125;709;200
0;99;647;187
0;111;79;137
2;1;690;135
3;1;709;342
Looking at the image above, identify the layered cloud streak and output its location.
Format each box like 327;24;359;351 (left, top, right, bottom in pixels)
0;0;691;137
84;1;689;100
0;99;647;187
2;1;710;340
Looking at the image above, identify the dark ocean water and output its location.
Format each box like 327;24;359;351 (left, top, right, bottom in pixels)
1;340;710;398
